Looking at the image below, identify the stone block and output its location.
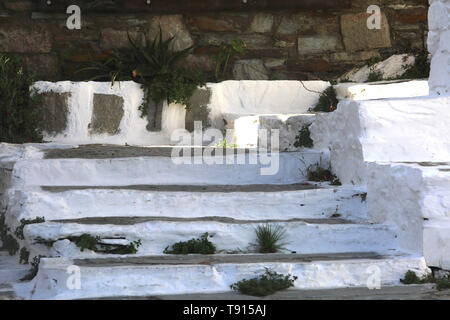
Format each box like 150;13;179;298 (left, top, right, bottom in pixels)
0;24;51;53
90;94;124;135
298;36;342;55
185;88;212;132
40;92;70;135
341;12;391;52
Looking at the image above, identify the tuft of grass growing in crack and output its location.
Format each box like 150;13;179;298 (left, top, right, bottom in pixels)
254;224;287;254
164;233;216;255
230;268;297;297
15;217;45;240
294;125;313;148
401;270;450;291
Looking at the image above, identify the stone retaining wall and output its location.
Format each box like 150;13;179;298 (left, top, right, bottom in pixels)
0;0;428;81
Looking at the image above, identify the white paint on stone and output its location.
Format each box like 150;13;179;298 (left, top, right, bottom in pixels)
23;220;398;258
428;0;450;95
33;81;186;146
10;151;325;187
8;186;368;226
367;162;450;267
334;80;429;101
310;95;450;185
17;255;429;300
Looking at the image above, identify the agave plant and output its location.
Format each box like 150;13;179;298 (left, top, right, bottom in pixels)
80;29;204;119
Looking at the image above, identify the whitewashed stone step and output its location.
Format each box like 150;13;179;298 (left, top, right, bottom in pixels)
367;162;450;269
8;185;368;226
19;253;429;299
23;218;398;258
11;150;326;187
311;95;450;185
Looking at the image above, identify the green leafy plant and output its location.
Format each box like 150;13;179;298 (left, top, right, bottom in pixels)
397;50;430;80
74;234;101;252
19;247;30;264
366;68;383;82
15;217;45;240
401;270;450;291
215;37;246;82
254;224;287;253
21;255;45;281
0;54;43;143
81;30;205;119
294;125;314;148
230;268;297;297
164;233;216;255
311;86;338;112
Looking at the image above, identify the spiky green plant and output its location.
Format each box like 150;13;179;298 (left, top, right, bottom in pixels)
254;224;287;253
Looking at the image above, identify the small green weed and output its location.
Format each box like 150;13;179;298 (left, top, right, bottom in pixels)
294;125;313;149
164;233;216;255
230;268;297;297
311;86;338;112
401;270;450;291
74;234;101;252
306;164;341;185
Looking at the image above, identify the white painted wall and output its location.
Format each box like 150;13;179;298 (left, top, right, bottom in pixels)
428;0;450;95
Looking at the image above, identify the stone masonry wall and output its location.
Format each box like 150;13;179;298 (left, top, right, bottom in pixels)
428;0;450;95
0;0;429;81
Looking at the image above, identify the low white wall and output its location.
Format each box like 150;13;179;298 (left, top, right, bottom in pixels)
206;80;330;130
34;81;186;146
310;95;450;185
334;80;429;101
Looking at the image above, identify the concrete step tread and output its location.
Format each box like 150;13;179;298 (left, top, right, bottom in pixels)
63;251;399;267
49;216;352;225
93;284;444;300
43;145;321;159
40;183;323;193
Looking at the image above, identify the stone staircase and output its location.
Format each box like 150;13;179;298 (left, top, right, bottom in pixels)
1;143;428;300
0;79;440;299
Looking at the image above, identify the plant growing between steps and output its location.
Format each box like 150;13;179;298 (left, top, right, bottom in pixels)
294;125;313;148
21;255;45;281
254;224;287;254
305;162;341;186
15;217;45;240
0;54;43;143
73;234;142;254
401;270;450;291
230;268;297;297
164;233;216;255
